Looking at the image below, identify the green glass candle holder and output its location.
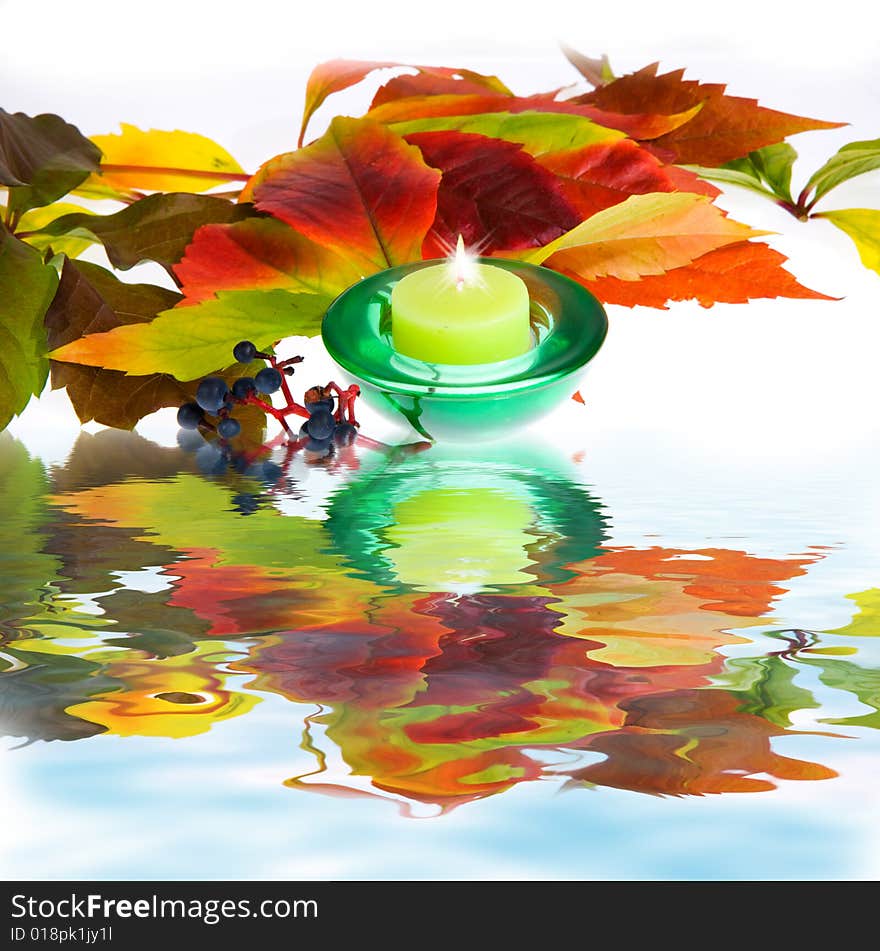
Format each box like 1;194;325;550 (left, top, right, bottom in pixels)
321;258;608;442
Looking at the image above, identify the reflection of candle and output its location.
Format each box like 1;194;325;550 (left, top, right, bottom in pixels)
391;237;531;365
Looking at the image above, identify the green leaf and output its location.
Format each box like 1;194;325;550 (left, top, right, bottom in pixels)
817;208;880;275
9;202;97;258
50;289;332;381
0;109;101;216
749;142;797;204
41;193;255;273
728;654;819;728
802;656;880;731
0;229;59;431
805;138;880;205
687;160;775;199
389;110;624;157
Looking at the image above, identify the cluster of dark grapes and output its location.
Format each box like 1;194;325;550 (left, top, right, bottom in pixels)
178;338;363;448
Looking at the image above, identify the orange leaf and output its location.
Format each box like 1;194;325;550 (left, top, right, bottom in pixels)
243;117;440;273
578;63;843;166
175;218;363;304
564;242;836;309
299;59;512;146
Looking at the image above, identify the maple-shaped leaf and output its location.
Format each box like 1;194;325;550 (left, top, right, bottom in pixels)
80;124;248;198
44;259;200;429
50;289;332;381
369;93;702;142
567;242;834;309
0;230;58;431
538;139;682;220
41;193;254;274
243;116;440;273
578;64;843;166
299;59;512;146
404;131;581;257
175;218;364;304
511;192;766;281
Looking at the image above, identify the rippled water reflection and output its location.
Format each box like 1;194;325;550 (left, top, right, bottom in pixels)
1;430;878;877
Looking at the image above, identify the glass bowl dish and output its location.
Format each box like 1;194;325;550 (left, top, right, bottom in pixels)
321;258;608;442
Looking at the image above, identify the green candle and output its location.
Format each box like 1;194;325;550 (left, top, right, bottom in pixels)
390;238;531;365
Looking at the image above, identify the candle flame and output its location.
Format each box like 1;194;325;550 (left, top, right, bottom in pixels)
448;234;477;292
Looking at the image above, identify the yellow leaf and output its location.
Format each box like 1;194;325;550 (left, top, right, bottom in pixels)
80;124;247;196
12;202;96;258
511;192;769;281
817;208;880;276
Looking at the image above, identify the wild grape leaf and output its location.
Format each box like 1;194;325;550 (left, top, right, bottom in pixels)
0;231;58;431
805;139;880;205
243;116;440;273
538;139;681;220
569;242;834;309
403;131;581;257
817;209;880;275
0;109;101;214
578;63;843;165
370;94;702;142
41;193;254;273
80;124;247;197
175;217;363;304
513;192;765;281
43;259;209;429
560;46;615;87
6;202;96;258
690;143;798;203
51;288;332;381
299;58;512;146
371;71;514;109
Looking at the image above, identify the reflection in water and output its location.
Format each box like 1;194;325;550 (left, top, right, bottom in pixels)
1;431;877;814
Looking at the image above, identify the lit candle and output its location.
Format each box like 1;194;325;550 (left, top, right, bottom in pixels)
390;237;531;365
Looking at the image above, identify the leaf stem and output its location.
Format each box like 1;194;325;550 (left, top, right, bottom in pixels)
99;163;252;183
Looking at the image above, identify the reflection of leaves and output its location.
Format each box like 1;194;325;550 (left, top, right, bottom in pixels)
0;648;119;742
729;654;820;728
0;230;58;431
802;656;880;731
41;193;254;273
828;589;880;638
0;437;59;633
0;109;101;215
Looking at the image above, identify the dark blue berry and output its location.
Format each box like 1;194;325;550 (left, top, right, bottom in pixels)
233;340;258;363
196;443;228;475
177;429;205;452
177;401;204;430
333;422;358;447
232;492;260;515
195;377;229;412
255;367;282;394
217;417;241;439
306;406;335;440
306;398;334;412
231;377;256;400
305;437;332;454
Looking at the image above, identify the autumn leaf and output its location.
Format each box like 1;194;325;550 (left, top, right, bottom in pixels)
561;46;615;87
577;63;843;165
298;58;512;146
511;192;767;281
175;217;363;304
569;242;834;309
370;94;702;142
7;202;96;258
0;230;58;431
44;259;197;429
50;289;332;381
371;71;514;110
243;116;440;273
816;209;880;275
403;131;581;257
41;193;254;274
81;124;248;197
803;138;880;207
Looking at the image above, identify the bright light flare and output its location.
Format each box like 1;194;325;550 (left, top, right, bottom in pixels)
446;235;479;292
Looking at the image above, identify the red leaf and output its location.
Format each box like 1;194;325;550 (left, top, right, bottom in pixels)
175;218;363;304
243;117;440;272
368;93;702;141
562;242;836;309
403;131;582;257
371;71;512;109
578;64;844;166
299;59;511;146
